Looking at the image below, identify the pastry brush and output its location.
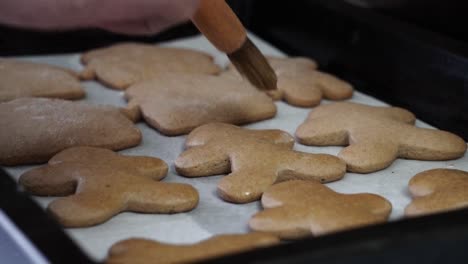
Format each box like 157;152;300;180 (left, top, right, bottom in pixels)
191;0;277;91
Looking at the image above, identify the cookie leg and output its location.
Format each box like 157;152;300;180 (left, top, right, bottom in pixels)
217;169;277;203
19;166;77;196
313;71;353;100
399;127;466;160
48;192;125;227
339;141;399;173
277;152;346;183
175;146;231;177
126;182;199;213
249;206;312;240
295;117;348;146
280;79;323;107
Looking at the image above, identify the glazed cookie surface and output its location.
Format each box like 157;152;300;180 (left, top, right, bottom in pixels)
19;147;199;227
223;56;353;107
124;73;277;136
405;169;468;217
0;59;85;102
80;43;221;89
296;102;467;173
175;123;346;203
106;233;279;264
249;180;392;239
0;98;141;165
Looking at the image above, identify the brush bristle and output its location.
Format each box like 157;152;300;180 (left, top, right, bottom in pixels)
228;38;277;91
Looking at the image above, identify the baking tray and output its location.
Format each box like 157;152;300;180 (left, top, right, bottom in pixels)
1;32;467;263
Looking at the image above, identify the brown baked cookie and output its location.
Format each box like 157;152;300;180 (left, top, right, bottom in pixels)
405;169;468;217
223;56;353;107
249;180;392;239
19;147;199;227
175;123;346;203
106;233;279;264
0;59;85;102
80;42;221;90
124;73;277;136
296;102;467;173
0;98;141;166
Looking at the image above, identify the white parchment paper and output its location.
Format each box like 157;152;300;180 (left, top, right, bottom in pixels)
4;34;468;262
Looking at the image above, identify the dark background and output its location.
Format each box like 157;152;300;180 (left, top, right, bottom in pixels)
1;0;468;56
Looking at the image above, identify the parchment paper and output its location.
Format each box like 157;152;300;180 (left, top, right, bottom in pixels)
4;34;468;262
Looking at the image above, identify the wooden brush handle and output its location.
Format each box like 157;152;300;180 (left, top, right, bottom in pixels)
191;0;247;54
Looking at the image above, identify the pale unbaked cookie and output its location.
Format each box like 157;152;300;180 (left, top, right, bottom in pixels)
175;123;346;203
249;180;392;239
19;147;198;227
0;59;85;102
296;102;467;173
223;56;353;107
106;233;279;264
80;42;222;89
124;73;277;136
405;169;468;217
0;98;141;166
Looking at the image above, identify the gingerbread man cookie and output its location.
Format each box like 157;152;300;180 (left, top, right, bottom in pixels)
296;102;467;173
175;123;346;203
249;180;392;239
0;59;85;102
223;56;353;107
405;169;468;217
106;233;279;264
124;73;277;136
80;42;221;89
19;147;199;227
0;98;141;166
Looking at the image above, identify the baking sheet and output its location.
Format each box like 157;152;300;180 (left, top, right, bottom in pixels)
3;33;468;262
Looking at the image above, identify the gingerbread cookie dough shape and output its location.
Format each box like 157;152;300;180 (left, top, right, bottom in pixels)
0;59;85;102
124;73;277;136
405;169;468;217
175;123;346;203
296;102;467;173
0;98;141;166
106;233;279;264
250;180;392;239
19;147;199;227
80;42;222;90
223;56;353;107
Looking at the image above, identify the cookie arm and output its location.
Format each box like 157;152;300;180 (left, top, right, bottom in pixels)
48;192;126;227
277;152;346;183
126;182;199;213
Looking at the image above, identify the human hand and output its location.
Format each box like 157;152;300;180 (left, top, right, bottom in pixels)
0;0;200;35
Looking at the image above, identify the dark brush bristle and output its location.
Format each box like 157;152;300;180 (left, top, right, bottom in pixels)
227;38;278;91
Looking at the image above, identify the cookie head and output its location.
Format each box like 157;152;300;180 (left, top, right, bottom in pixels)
249;180;392;239
405;169;468;217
